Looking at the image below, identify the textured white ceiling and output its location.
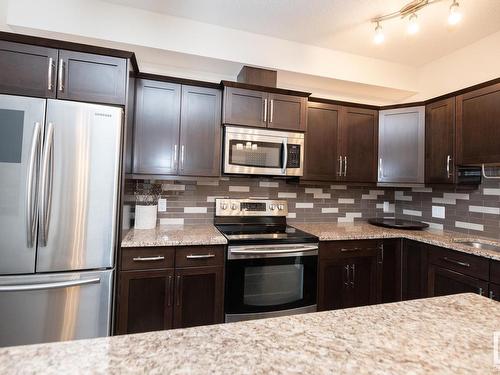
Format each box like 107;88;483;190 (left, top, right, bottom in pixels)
104;0;500;66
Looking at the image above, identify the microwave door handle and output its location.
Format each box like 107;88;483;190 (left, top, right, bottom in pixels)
282;140;288;175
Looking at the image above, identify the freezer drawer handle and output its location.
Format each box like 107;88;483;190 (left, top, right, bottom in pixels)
0;277;100;292
132;256;165;262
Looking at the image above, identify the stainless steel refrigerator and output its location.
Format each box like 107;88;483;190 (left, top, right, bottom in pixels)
0;94;122;347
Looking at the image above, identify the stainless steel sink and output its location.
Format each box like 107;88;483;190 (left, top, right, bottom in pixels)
453;239;500;252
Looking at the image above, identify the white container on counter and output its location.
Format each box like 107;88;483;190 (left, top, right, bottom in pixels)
134;204;157;229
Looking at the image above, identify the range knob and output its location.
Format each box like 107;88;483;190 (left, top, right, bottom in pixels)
269;204;276;210
278;204;284;211
220;203;228;210
231;203;238;210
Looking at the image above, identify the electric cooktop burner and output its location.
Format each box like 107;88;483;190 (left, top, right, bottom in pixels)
368;218;429;230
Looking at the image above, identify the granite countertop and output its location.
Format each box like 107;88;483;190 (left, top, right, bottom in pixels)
121;224;227;247
292;222;500;261
1;294;499;374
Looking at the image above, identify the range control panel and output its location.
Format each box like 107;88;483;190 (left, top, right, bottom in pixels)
215;199;288;217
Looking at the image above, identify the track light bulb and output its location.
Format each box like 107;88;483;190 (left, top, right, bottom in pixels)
407;13;419;34
448;0;462;25
374;22;384;44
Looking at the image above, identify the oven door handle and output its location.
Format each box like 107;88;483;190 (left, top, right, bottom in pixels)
230;245;319;255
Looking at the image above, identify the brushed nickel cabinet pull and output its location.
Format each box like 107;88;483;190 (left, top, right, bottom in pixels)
350;264;355;287
176;275;181;306
269;99;274;123
489;290;494;299
478;287;483;296
167;276;173;306
180;145;185;170
132;256;165;262
47;57;54;91
446;155;452;179
340;247;362;252
57;59;64;92
186;254;215;259
344;265;350;286
338;156;343;176
263;98;268;122
344;156;348;177
442;257;470;268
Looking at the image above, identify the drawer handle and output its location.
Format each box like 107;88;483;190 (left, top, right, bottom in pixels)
132;256;165;262
340;248;362;252
186;254;215;259
441;257;470;268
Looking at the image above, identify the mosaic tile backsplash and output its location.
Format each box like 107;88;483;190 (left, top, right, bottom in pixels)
124;176;500;240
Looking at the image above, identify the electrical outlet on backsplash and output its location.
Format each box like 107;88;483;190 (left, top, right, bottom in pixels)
123;177;500;240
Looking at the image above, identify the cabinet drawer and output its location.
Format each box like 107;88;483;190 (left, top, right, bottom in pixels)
491;260;500;285
175;246;225;268
428;246;489;280
121;247;175;270
319;240;381;260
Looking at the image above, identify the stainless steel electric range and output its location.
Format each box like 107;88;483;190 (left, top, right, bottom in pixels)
214;198;319;323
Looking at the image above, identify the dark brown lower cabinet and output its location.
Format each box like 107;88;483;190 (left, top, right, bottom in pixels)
318;240;381;311
380;239;401;303
401;240;428;301
116;246;224;335
117;269;174;334
173;266;224;328
428;265;488;297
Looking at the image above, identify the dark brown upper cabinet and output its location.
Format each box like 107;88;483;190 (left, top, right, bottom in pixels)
57;50;126;105
425;98;456;184
179;85;222;177
0;40;58;98
133;79;181;175
339;106;378;183
303;102;341;181
456;82;500;165
133;80;222;177
267;93;307;131
303;103;378;183
223;87;307;131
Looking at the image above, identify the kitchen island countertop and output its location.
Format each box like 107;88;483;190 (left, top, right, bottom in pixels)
0;293;499;374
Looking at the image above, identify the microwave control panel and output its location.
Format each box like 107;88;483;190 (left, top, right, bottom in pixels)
286;144;301;168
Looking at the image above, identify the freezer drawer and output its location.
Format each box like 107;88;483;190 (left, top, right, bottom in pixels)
0;269;112;347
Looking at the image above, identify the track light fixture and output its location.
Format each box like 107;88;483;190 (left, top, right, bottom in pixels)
372;0;464;45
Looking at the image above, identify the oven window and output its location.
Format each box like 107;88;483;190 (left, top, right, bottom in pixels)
228;140;282;168
244;263;303;306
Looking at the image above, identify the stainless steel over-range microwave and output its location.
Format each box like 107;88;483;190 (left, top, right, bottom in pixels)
223;126;304;177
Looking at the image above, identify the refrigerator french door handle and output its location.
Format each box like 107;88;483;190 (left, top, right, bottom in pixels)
0;277;100;292
39;122;54;247
25;122;42;248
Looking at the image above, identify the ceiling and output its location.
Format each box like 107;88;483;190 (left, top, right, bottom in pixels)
104;0;500;66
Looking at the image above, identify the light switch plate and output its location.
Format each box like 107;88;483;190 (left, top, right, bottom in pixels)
158;198;167;212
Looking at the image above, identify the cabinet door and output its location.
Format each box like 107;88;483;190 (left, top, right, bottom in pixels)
425;98;455;184
116;269;174;335
317;258;351;311
427;265;488;297
0;41;58;98
173;266;224;329
456;83;500;164
402;240;428;300
223;87;267;128
380;239;402;304
267;93;307;131
378;106;425;184
348;255;379;308
340;106;378;183
57;50;126;105
179;85;222;176
490;283;500;302
303;102;341;181
133;80;181;175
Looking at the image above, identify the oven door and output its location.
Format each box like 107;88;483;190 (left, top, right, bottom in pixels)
225;243;318;321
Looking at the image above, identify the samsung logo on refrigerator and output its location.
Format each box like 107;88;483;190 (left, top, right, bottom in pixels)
95;112;112;118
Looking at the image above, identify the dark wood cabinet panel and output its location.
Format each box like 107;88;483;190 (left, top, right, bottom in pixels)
223;87;267;128
116;269;174;335
491;261;500;285
425;98;455;183
318;241;380;311
57;50;126;105
456;83;500;164
428;265;488;297
267;93;307;131
179;85;222;176
175;246;224;268
173;266;224;329
339;106;378;183
427;246;489;280
121;247;175;271
303;102;341;181
0;40;58;98
401;240;428;301
490;283;500;302
380;239;401;304
132;79;181;175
